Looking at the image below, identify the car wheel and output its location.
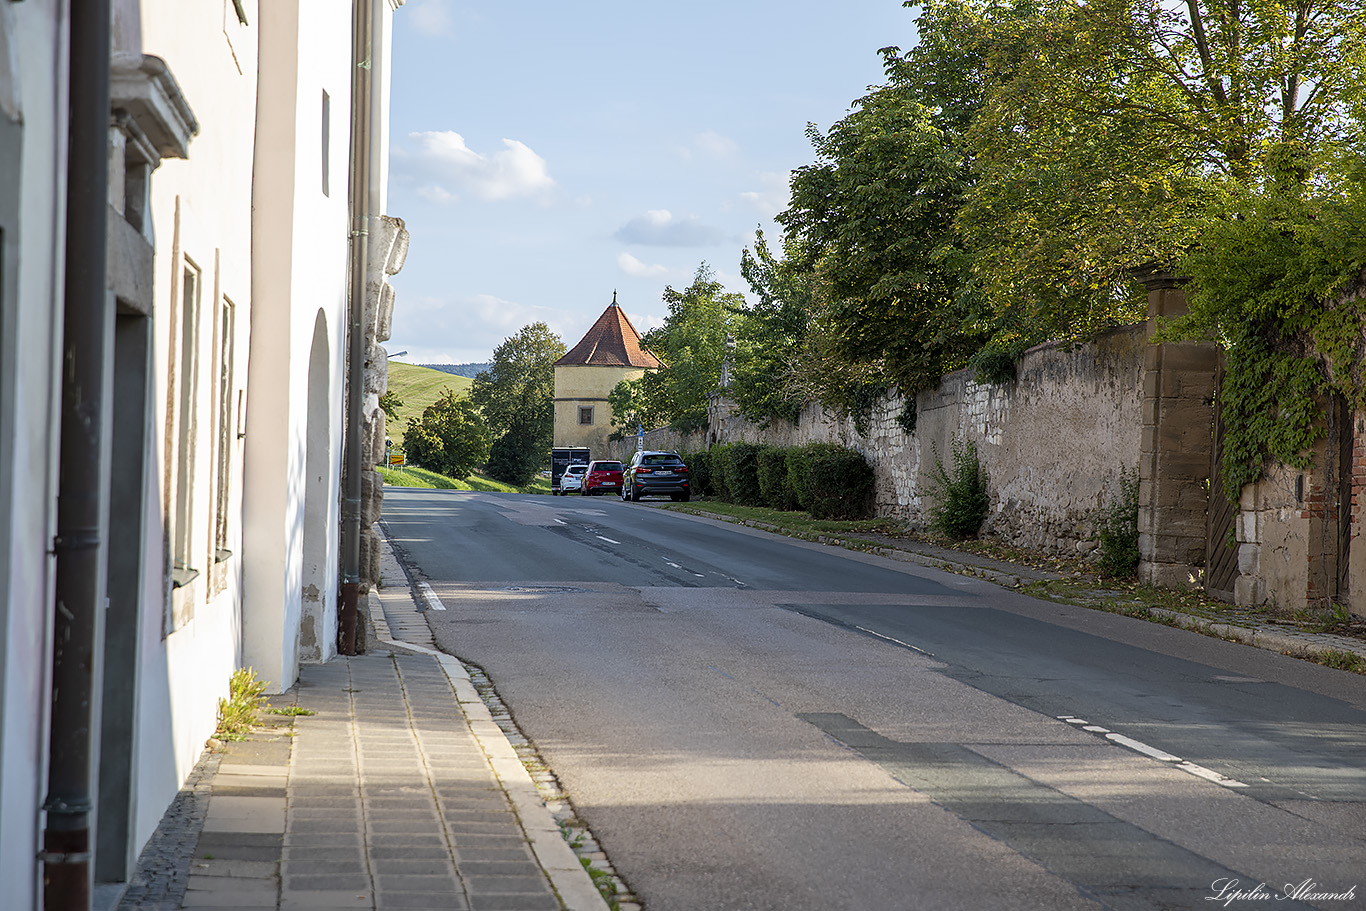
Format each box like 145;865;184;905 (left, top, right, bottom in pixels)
680;488;690;502
629;483;641;502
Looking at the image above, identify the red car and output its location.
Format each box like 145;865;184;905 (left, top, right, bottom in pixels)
582;460;624;496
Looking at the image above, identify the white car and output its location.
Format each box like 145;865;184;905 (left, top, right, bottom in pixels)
558;463;587;495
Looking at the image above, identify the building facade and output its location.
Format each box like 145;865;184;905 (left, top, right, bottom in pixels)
0;2;405;907
553;296;661;457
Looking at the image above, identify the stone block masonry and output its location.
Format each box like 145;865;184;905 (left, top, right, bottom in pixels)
663;323;1148;562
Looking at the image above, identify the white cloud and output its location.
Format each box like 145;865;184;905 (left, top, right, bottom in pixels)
614;209;726;247
678;129;739;162
407;0;454;36
739;171;792;219
617;252;670;278
402;131;555;203
416;184;458;204
694;129;738;158
390;292;586;364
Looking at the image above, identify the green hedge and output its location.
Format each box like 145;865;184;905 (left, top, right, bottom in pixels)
788;443;875;519
756;446;799;510
681;448;713;497
717;442;764;506
693;442;873;519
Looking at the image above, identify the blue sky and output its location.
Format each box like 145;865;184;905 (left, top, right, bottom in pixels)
385;0;919;364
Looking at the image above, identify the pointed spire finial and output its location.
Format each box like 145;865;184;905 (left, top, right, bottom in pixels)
612;289;618;305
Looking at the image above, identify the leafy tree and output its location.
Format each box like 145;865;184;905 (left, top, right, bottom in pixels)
606;376;668;442
402;390;491;480
951;0;1366;354
470;322;565;485
735;231;896;434
611;264;742;435
378;390;404;421
484;432;544;487
778;55;983;398
774;0;1365;493
731;231;809;427
975;0;1366;494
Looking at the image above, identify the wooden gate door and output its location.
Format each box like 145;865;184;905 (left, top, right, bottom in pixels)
1205;362;1240;601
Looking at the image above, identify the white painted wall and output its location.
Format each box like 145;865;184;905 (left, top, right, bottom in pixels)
0;6;65;908
0;2;401;902
242;0;352;690
128;0;261;857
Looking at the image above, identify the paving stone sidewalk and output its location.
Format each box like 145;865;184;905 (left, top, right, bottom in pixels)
117;518;609;911
118;652;602;911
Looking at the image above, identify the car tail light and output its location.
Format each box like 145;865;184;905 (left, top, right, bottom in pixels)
637;468;652;475
677;466;689;473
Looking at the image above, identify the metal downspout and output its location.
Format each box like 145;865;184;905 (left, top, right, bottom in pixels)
339;0;375;654
44;0;112;907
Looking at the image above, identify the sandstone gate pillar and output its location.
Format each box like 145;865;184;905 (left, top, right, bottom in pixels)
1134;268;1220;588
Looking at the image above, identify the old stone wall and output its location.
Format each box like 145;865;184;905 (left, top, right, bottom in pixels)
630;325;1146;558
360;215;407;589
1235;401;1365;616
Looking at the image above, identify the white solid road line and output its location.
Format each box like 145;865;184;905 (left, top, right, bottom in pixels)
596;535;621;545
416;580;447;611
855;625;935;657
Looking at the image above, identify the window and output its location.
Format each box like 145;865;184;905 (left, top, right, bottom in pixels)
213;297;235;563
579;406;593;425
171;259;201;589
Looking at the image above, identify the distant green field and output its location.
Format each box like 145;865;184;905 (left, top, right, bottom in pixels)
384;362;472;450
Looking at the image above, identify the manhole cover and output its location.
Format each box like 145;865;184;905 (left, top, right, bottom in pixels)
501;585;585;594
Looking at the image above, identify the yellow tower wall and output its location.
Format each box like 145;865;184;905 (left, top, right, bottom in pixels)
554;364;649;457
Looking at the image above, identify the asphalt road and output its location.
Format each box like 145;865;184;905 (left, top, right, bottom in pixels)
382;488;1366;911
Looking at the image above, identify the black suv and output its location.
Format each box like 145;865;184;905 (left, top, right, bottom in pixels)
621;450;690;502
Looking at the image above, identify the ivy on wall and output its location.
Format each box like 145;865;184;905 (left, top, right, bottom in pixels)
1164;175;1366;499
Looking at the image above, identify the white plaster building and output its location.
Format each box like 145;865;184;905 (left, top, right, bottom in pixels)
0;2;405;907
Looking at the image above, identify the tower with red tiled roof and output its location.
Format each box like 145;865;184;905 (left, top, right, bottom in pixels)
553;293;660;454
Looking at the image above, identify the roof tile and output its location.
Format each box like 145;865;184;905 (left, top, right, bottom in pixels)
555;297;662;368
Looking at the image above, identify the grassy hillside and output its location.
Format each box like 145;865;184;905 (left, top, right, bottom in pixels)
384;362;473;451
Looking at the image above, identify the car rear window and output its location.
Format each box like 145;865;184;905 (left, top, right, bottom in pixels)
595;462;623;471
566;465;586;474
642;453;682;465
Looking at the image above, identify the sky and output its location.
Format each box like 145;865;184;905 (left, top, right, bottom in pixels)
385;0;920;365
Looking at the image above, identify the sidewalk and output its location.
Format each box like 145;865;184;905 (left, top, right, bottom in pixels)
116;535;609;911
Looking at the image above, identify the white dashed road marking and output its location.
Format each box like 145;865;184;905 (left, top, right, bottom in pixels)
1057;715;1249;788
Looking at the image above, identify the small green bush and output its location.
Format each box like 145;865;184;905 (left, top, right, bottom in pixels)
719;442;764;506
756;446;799;510
1096;468;1140;578
215;667;267;741
790;443;875;519
926;438;989;538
